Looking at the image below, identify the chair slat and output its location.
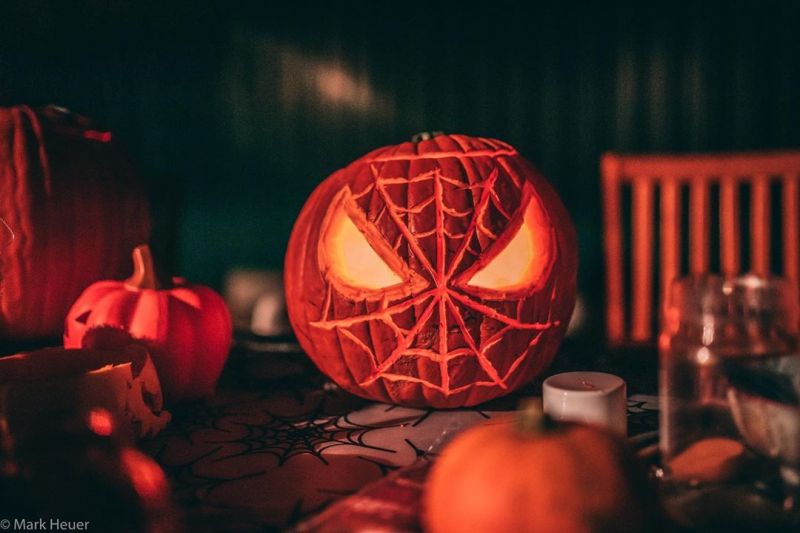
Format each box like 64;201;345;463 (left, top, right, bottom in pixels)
602;155;625;344
720;176;740;275
632;178;653;341
783;176;798;284
601;150;800;347
614;151;800;178
751;174;770;276
660;177;680;304
690;179;709;274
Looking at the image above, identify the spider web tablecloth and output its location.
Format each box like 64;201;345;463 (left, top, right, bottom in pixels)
143;347;658;532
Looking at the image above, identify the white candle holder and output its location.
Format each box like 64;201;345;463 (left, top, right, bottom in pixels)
542;371;627;436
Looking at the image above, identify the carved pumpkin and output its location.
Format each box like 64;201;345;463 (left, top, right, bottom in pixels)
285;133;577;407
0;338;170;438
0;105;151;340
64;244;233;401
423;402;655;533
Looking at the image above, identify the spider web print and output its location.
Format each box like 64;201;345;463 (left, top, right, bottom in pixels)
208;410;395;466
312;156;562;397
146;385;501;530
626;397;660;437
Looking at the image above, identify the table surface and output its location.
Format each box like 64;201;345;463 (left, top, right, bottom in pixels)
142;337;660;532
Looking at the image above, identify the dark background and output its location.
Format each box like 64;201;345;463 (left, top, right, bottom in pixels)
2;0;799;335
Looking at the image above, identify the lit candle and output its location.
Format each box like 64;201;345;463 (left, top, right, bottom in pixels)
542;371;627;436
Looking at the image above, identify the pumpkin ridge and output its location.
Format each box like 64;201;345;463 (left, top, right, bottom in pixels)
410;155;438;404
0;122;21;330
363;306;394;403
167;295;196;397
12;106;51;336
362;148;520;164
336;320;374;390
446;134;473;154
19;106;53;192
329;288;368;397
7;109;34;333
20;107;59;335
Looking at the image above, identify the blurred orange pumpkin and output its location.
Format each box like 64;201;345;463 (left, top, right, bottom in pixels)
64;244;232;401
423;401;656;533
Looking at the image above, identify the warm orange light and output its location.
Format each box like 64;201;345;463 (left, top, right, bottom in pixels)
120;448;169;502
88;408;115;437
466;195;552;292
322;201;403;290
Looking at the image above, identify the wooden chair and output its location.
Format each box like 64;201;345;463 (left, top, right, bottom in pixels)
601;150;800;346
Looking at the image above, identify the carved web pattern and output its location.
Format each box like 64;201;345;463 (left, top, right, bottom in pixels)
311;158;561;396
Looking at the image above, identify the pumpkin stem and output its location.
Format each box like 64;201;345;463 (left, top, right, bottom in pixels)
125;244;167;290
515;398;554;435
411;131;445;143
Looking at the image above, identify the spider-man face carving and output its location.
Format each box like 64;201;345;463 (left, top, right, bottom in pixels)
285;134;577;407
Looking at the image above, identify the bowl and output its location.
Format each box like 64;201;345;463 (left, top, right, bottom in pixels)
727;354;800;467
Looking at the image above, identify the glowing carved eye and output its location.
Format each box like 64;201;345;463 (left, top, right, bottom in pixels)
323;203;402;289
319;188;424;298
464;189;553;294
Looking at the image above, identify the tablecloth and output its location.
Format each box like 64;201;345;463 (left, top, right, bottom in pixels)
143;339;659;532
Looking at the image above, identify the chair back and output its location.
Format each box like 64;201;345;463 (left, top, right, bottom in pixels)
602;150;800;346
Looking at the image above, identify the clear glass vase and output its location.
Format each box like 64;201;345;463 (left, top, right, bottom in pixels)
658;274;800;530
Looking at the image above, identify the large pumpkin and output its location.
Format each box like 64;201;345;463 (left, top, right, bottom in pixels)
0;105;151;339
285;133;577;407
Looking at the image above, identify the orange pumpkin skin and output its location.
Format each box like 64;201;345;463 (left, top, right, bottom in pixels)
285;134;577;407
64;246;233;401
0;105;151;340
424;416;651;533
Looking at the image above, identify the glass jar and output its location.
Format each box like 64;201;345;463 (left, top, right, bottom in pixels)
659;274;800;530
